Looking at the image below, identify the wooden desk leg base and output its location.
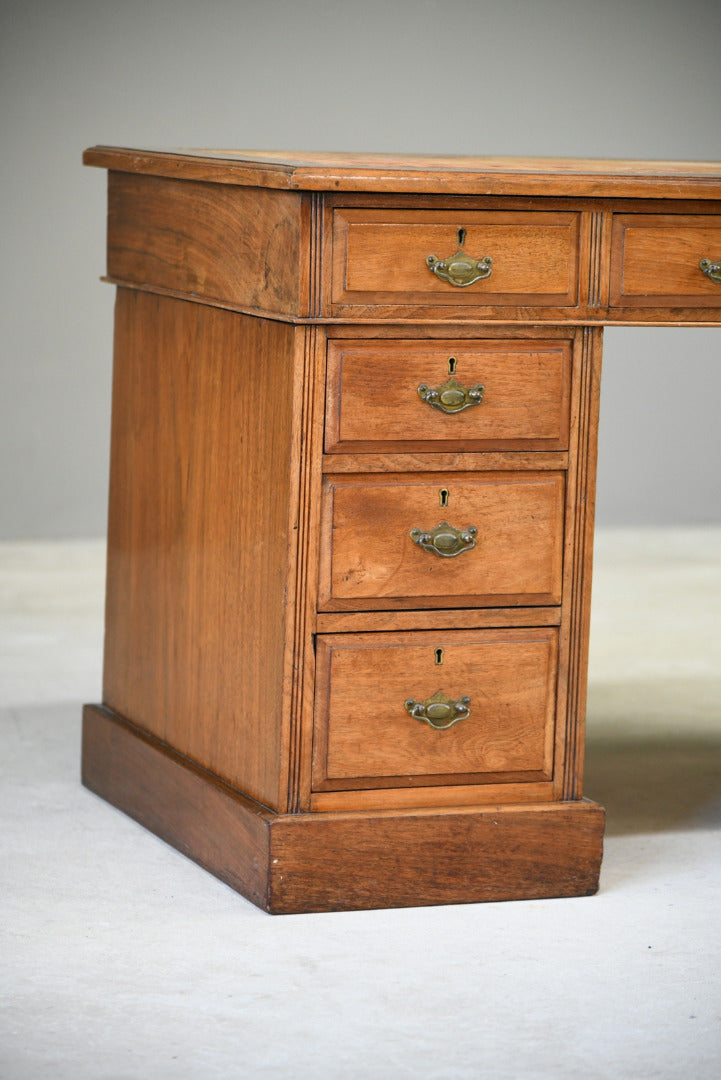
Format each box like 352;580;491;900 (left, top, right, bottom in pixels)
82;704;605;914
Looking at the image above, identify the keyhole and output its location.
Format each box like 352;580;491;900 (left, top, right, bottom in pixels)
435;647;444;666
439;488;449;508
457;227;466;247
448;356;457;376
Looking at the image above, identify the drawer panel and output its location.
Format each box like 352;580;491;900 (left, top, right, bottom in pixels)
312;628;558;791
610;214;721;307
325;338;571;452
318;472;565;610
332;209;580;308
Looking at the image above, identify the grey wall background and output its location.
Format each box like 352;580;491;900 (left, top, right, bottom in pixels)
2;0;720;539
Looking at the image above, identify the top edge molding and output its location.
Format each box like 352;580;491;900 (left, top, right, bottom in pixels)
83;147;721;200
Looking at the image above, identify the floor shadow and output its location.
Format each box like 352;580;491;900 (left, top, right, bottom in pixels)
584;673;721;836
585;736;721;836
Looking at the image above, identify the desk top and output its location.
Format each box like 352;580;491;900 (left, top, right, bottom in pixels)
83;147;721;200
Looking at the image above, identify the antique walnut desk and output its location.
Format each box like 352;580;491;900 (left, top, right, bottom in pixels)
81;149;721;913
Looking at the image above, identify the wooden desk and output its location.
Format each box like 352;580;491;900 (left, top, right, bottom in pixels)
81;150;721;913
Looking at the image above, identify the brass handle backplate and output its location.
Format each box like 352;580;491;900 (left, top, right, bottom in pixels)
418;376;484;414
426;250;493;287
700;258;721;283
405;690;471;730
410;521;477;558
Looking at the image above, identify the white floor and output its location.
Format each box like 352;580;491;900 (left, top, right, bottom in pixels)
1;530;720;1080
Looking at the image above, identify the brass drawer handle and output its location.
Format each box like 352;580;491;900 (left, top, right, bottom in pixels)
426;249;493;287
405;690;471;731
410;521;477;558
418;376;484;413
700;258;721;283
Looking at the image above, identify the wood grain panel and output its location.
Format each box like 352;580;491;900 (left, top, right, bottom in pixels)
322;452;568;473
82;704;272;908
102;291;299;809
610;214;721;307
107;172;307;315
269;799;604;912
560;327;603;799
286;325;327;814
312;628;558;793
332;209;580;308
315;606;561;633
309;782;554;812
325;338;571;452
319;471;565;609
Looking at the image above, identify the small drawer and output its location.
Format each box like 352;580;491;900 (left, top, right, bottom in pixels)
610;214;721;307
331;209;580;309
318;472;565;610
312;627;558;793
324;338;571;452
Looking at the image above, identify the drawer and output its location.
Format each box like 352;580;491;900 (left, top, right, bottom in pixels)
610;214;721;307
324;338;571;452
318;472;565;610
312;628;558;793
331;209;580;309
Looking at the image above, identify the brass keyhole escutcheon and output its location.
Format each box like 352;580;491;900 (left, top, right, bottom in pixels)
434;647;444;666
448;356;457;375
439;488;449;508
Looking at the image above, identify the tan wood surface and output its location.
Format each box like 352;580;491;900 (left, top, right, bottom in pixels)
332;209;580;308
559;328;603;799
102;291;301;810
270;797;605;912
610;214;721;306
96;167;721;327
107;172;308;316
319;471;565;609
308;780;557;812
322;451;569;473
312;628;557;792
82;705;272;907
324;337;571;452
315;606;561;633
85;147;721;199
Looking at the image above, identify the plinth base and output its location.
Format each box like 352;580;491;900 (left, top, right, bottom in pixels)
82;704;604;914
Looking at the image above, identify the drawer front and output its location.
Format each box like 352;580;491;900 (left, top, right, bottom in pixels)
318;472;565;609
325;338;571;452
332;209;580;309
611;214;721;307
312;628;558;792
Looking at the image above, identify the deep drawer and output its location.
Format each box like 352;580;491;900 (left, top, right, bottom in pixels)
610;214;721;307
312;627;558;793
318;472;565;610
324;337;571;452
331;209;581;309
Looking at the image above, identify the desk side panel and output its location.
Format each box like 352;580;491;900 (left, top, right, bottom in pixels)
107;172;308;316
102;291;298;810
